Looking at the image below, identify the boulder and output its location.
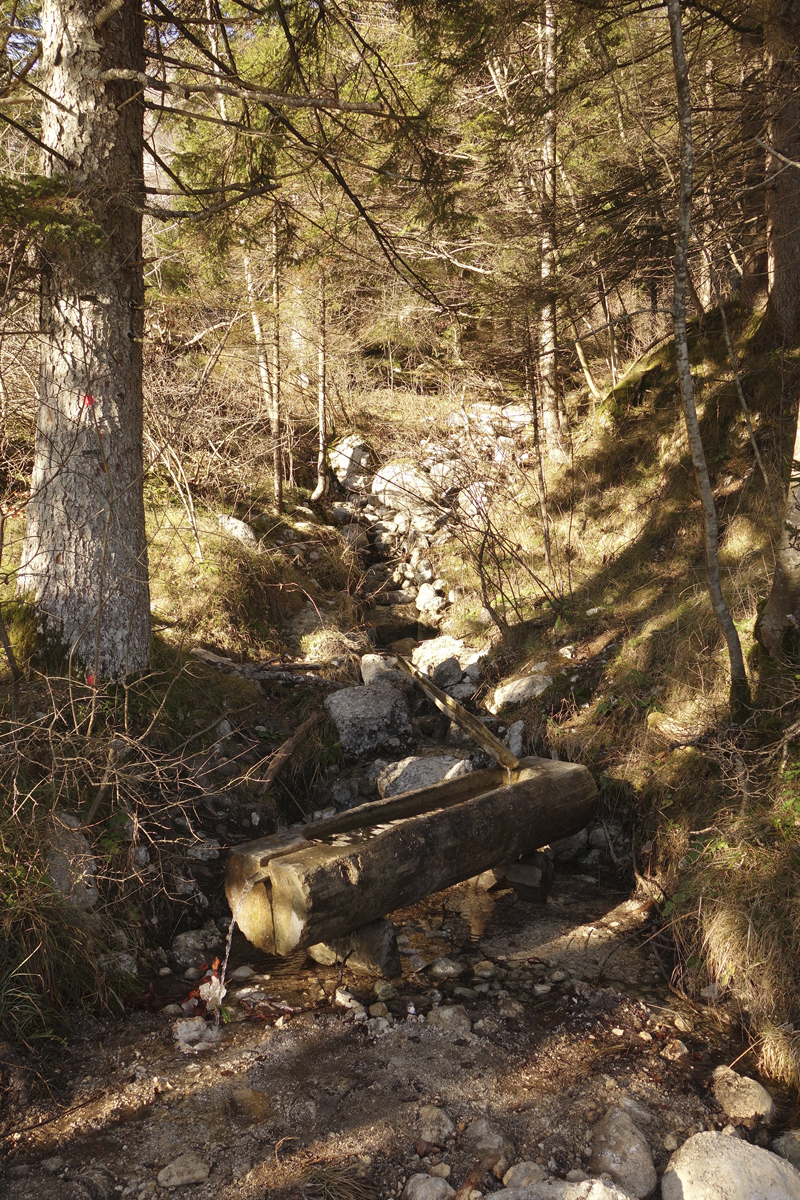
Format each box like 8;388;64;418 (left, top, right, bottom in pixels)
416;582;447;614
712;1066;776;1123
325;682;413;758
589;1105;657;1198
431;656;463;688
377;755;471;798
372;460;442;533
329;434;372;491
360;653;413;693
503;1163;548;1188
661;1131;800;1200
47;812;98;910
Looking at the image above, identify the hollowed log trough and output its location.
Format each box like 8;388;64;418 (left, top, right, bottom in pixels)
226;756;597;957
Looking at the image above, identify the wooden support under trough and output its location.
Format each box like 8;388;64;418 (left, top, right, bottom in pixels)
226;756;597;956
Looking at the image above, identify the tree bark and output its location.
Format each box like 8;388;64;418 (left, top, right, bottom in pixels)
17;0;150;679
764;5;800;339
739;27;769;312
271;215;283;514
539;0;560;453
667;0;750;718
311;267;328;500
760;397;800;657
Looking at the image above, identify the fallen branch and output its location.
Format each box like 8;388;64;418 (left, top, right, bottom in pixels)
255;712;322;794
190;647;345;688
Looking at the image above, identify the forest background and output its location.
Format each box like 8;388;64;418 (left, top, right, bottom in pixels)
3;0;800;1097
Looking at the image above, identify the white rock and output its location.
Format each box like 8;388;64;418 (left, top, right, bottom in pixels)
589;1104;657;1198
173;1016;208;1044
661;1039;689;1061
505;720;526;758
662;1131;800;1200
171;921;225;968
419;1104;456;1145
493;675;552;709
501;1183;636;1199
417;582;447;614
402;1174;455;1200
377;755;470;799
229;965;255;982
428;957;465;980
218;514;258;544
502;1163;548;1188
426;1005;472;1037
372;461;442;532
359;653;411;691
157;1154;210;1188
329;434;372;491
712;1066;776;1123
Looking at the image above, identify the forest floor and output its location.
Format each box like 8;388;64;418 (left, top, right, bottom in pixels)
3;870;779;1200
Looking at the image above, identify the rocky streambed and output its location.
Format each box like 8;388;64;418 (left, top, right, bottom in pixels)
4;868;800;1200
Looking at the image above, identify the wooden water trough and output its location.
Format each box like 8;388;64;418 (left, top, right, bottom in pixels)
226;755;597;957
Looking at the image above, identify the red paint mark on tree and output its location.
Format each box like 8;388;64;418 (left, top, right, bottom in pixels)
83;394;95;407
86;673;95;686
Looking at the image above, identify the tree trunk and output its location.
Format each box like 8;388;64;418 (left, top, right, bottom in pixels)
311;267;328;500
760;397;800;658
539;0;561;452
667;0;750;718
765;7;800;339
17;0;150;680
271;215;283;514
739;27;769;312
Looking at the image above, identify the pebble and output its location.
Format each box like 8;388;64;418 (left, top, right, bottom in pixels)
428;1164;451;1180
502;1162;547;1187
453;987;478;1000
463;1117;514;1177
369;1002;389;1017
662;1039;689;1061
402;1174;455;1200
497;997;524;1019
41;1158;65;1174
473;960;497;979
157;1154;210;1188
533;984;551;997
228;965;255;982
428;957;465;980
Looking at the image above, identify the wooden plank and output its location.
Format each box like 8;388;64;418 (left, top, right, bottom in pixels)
394;655;520;769
230;757;597;954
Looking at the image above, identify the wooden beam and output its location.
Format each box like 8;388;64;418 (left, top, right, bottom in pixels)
395;655;520;769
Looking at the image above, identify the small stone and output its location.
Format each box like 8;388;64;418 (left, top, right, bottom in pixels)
161;1004;182;1017
428;1165;451;1180
497;997;524;1019
158;966;173;976
565;1169;590;1182
662;1131;800;1200
41;1158;65;1175
492;675;552;709
228;965;255;982
473;960;497;979
712;1066;776;1124
157;1154;210;1188
334;987;365;1013
401;1174;455;1200
502;1162;547;1187
184;967;201;981
589;1104;657;1198
419;1105;456;1146
533;984;551;997
374;981;398;1000
426;1006;472;1037
662;1039;689;1061
431;657;463;688
429;957;465;980
369;1002;389;1017
463;1117;514;1176
664;1133;680;1152
453;987;478;1000
701;982;721;1000
673;1013;692;1033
